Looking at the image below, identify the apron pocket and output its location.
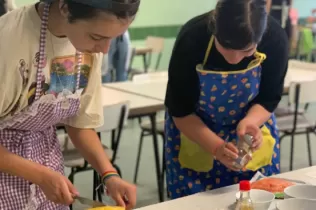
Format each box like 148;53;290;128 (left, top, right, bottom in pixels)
246;124;276;171
178;133;214;172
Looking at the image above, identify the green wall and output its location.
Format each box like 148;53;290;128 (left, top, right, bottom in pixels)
129;0;316;70
16;0;35;6
131;0;215;27
15;0;316;70
129;0;216;70
16;0;215;25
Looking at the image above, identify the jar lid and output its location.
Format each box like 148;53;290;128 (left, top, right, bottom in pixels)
239;180;251;191
243;134;253;145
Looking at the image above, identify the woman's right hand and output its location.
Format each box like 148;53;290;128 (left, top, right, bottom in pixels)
38;169;79;205
214;142;240;171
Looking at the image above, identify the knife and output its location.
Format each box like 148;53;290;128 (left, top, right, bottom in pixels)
75;196;107;207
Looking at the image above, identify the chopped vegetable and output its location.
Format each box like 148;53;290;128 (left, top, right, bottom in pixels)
274;192;285;199
251;178;295;193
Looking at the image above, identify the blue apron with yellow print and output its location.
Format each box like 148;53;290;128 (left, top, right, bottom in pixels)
164;36;280;199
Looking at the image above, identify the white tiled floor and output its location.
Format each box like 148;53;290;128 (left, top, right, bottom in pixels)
71;100;316;209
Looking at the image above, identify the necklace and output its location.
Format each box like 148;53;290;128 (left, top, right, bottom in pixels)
35;2;83;101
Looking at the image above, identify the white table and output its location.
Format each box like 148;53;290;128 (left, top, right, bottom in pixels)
284;67;316;89
106;67;316;100
105;80;167;101
135;166;316;210
101;86;164;117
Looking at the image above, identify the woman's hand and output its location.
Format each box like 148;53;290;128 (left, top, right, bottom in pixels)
214;141;240;171
38;169;79;205
105;176;137;210
237;118;263;151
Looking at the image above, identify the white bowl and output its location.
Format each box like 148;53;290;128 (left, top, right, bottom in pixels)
235;189;274;210
276;198;316;210
284;185;316;200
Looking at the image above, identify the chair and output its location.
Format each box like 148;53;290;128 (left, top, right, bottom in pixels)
288;59;316;70
133;120;165;181
59;100;130;208
275;60;316;116
274;106;306;117
144;36;165;71
277;80;316;171
133;119;166;200
129;36;165;77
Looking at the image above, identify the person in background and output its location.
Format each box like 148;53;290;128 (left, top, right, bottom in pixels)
165;0;288;199
312;9;316;40
102;30;131;83
287;7;299;55
0;0;139;209
267;0;292;40
0;0;16;16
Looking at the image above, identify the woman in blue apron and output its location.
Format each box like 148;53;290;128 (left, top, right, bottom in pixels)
165;0;289;199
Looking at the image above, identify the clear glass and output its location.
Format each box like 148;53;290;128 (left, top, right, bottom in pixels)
235;191;254;210
234;135;253;169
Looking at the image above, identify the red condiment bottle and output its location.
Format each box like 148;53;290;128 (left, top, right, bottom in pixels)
235;180;254;210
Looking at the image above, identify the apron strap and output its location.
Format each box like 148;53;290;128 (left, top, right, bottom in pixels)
202;35;267;68
254;51;267;63
35;3;50;101
202;35;214;67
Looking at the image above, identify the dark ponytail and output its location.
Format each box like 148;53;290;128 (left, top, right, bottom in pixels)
64;0;140;23
212;0;267;50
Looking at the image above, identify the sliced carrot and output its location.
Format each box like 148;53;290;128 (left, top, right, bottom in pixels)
251;178;295;193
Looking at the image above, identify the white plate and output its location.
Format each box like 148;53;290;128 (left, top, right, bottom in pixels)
276;198;316;210
284;185;316;200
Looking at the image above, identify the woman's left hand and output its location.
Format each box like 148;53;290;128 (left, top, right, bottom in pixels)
105;176;137;210
237;118;263;151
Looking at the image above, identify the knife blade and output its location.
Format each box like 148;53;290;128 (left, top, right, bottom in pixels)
76;196;106;207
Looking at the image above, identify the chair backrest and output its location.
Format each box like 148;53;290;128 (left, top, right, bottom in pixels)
58;101;129;155
289;80;316;104
288;59;316;71
145;36;165;53
132;72;168;83
95;100;130;133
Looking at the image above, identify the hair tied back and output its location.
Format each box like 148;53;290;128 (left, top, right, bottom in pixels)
41;0;140;12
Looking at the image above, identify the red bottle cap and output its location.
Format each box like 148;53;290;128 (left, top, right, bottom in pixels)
239;180;251;191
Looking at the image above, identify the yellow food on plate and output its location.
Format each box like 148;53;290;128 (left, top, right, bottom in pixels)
88;207;124;210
